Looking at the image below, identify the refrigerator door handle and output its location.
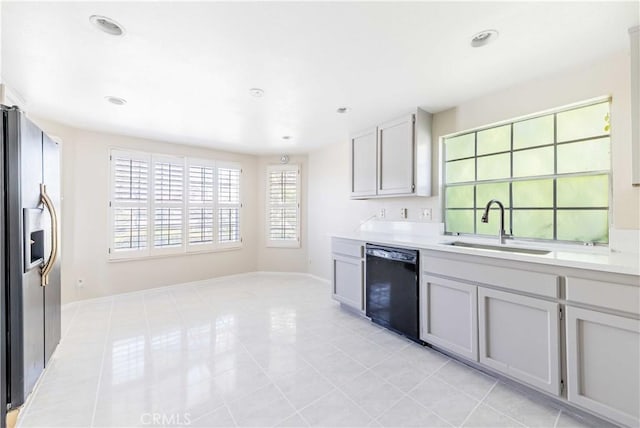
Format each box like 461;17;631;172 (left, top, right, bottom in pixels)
40;183;58;286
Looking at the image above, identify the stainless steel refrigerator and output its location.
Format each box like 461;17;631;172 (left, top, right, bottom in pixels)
1;105;61;415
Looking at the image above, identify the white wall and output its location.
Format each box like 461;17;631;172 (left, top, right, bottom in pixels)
308;52;640;280
256;154;309;273
32;117;260;303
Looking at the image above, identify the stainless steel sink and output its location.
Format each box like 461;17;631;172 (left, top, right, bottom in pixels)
445;241;551;255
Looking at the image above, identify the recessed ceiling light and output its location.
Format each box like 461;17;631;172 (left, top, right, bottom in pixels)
471;30;498;48
105;96;127;106
249;88;264;97
282;135;292;140
90;15;125;36
336;107;351;114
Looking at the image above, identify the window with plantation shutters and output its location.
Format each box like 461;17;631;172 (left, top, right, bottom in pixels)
109;150;242;259
218;166;241;244
266;164;300;248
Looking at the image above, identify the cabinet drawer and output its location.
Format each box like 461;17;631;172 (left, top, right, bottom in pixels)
566;276;640;315
331;238;363;258
423;256;559;298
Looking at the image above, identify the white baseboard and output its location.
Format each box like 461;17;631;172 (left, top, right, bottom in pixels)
61;271;260;308
305;273;331;284
61;271;328;308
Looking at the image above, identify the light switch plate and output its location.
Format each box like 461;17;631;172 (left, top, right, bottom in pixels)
400;208;408;219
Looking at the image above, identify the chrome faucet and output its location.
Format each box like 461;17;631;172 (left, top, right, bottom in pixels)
481;199;510;245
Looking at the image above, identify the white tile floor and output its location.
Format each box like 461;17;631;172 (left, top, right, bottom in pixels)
18;273;600;428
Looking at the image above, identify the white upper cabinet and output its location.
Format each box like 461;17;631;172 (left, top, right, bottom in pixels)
378;115;415;195
350;128;378;197
350;108;432;199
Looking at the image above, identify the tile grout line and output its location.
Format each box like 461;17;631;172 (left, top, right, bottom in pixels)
287;342;388;425
224;403;240;428
479;398;531;427
168;285;240;427
458;379;499;427
60;302;81;341
370;357;452;425
237;342;310;428
553;409;563;428
432;363;556;428
432;366;499;404
89;298;115;428
480;402;530;428
395;360;456;426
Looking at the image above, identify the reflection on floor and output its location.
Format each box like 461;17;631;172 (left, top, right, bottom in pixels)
18;273;597;427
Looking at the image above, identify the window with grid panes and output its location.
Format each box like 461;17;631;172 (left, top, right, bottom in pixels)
110;150;242;259
266;164;300;247
443;100;610;244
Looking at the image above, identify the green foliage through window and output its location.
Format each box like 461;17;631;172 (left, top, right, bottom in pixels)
443;100;610;244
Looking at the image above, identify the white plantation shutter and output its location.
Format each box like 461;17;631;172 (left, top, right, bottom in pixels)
188;163;215;247
153;156;184;250
114;156;148;201
266;165;300;247
111;152;150;255
218;166;241;243
113;208;147;250
189;208;213;244
110;151;243;259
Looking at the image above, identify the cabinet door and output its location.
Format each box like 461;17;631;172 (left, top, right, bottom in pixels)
566;307;640;427
350;128;378;198
378;115;414;195
478;288;561;395
332;254;364;312
420;275;478;361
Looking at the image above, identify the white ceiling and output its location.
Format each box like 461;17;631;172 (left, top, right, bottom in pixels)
2;1;638;154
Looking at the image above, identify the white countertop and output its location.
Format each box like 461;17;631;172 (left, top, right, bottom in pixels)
332;231;640;276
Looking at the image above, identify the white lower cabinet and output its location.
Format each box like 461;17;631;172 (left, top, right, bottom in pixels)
478;287;561;395
566;306;640;427
420;275;478;361
331;238;365;313
332;254;364;311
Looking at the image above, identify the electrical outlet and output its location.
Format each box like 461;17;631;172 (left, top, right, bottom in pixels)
421;208;432;221
379;209;386;219
77;279;85;288
400;208;408;219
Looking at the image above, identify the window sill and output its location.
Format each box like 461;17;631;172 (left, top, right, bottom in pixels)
266;241;301;249
108;244;243;263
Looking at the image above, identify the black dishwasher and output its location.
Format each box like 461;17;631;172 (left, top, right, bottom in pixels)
365;244;420;343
